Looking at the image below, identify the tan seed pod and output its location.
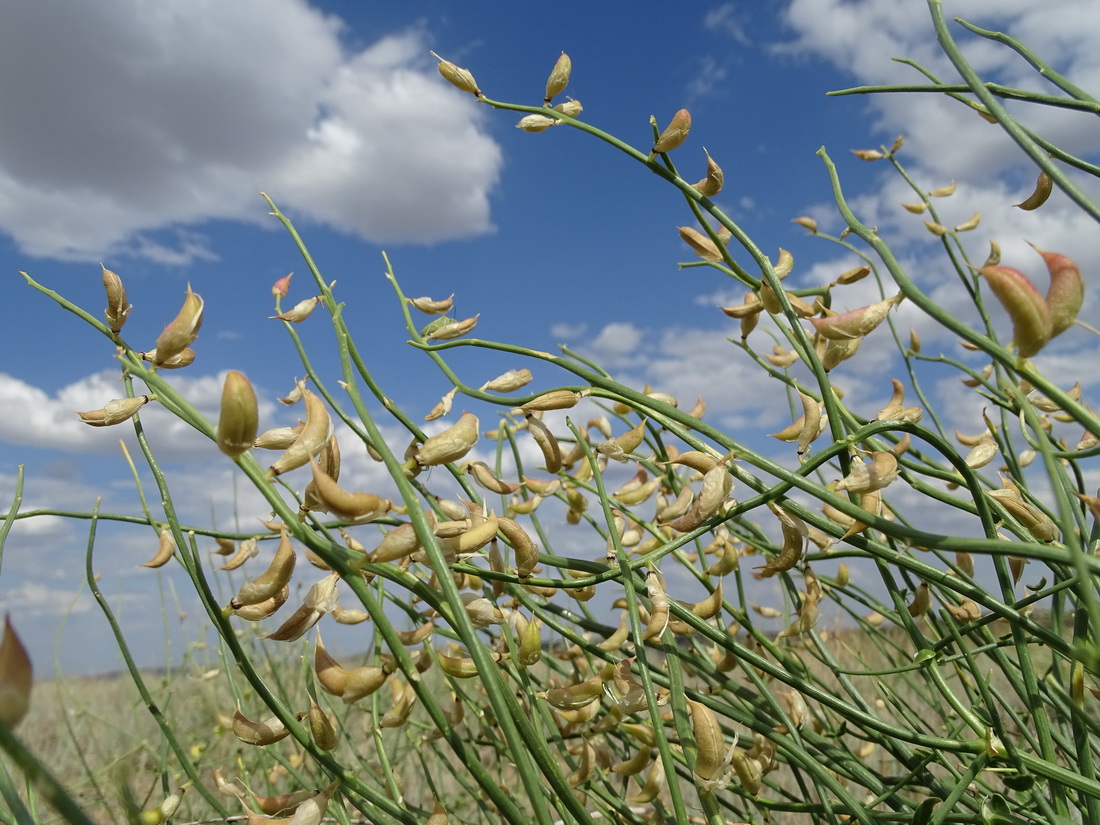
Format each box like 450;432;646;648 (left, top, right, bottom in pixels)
271;296;321;323
332;607;368;625
516;114;558;133
229;528;297;609
836;264;871;285
254;422;305;450
307;698;338;751
101;264;132;334
424;315;479;341
417;412;479;466
567;738;596;787
232;706;291;746
343;664;391;704
431;51;481;96
481;368;533;393
954;211;981;232
437;507;500;559
612;746;654;777
497;516;539;577
371;523;421;563
652;108;691;155
553;98;583;117
598;419;647;461
679;226;722;262
230;586;289;622
901;201;927;214
792;216;818;233
153;284;203;366
852;148;884;161
425;387;457;422
690;700;732;789
267;385;332;478
835;451;898;494
545;52;572;104
525;414;563;473
929;181;956;197
809;292;904;340
541;675;603;711
964;438;999;469
907;582;931;617
306;461;391;522
1015;170;1053;211
409;293;454;315
465;461;520;494
641;569;669;642
630;755;667;804
520;389;585;412
76;395;154;427
141;526;177;568
313;632;349;697
754;507;807;579
140;347;195;369
692;148;724;197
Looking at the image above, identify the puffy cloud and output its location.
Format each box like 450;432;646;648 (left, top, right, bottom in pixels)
0;0;502;262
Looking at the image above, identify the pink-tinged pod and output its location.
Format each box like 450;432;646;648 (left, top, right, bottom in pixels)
271;272;292;298
101;264;132;334
978;265;1052;357
1032;246;1083;337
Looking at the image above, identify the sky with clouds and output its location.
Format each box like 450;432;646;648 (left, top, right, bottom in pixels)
1;0;1097;675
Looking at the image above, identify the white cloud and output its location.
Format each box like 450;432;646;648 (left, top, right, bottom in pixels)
0;0;502;263
704;4;751;45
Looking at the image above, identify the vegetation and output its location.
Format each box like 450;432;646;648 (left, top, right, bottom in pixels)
3;3;1099;823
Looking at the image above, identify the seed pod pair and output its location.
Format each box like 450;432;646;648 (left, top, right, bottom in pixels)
153;284;203;367
267;384;332;478
228;528;297;610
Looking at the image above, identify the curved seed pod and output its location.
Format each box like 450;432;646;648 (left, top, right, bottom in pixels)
343;664;391;704
679;226;722;262
809;293;904;340
431;51;481;96
705;543;740;576
652;108;691;155
544;51;571;103
641;569;670;642
332;606;368;625
690;700;733;788
991;494;1057;542
553;99;583;117
230;585;289;621
613;469;662;506
139;789;184;825
541;675;603;710
371;523;421;563
497;516;539;577
153;284;203;366
314;632;349;697
731;750;762;795
216;371;258;458
525;414;562;473
481;368;533;393
141;527;177;568
668;462;733;532
692;149;724;197
395;621;435;646
720;291;763;320
140;347;195;369
307;698;338;751
597;612;629;653
661;450;719;474
232;706;290;746
462;594;504;627
630;756;667;804
271;296;321;323
267;572;340;642
598;419;647;461
229;528;297;609
409;293;455;315
954;211;981;232
254;422;305;450
754;507;807;579
978;265;1052;357
1033;246;1083;337
1015;170;1053;211
612;746;654;777
465;461;520;494
251;788;315;817
523;477;561;496
0;616;32;727
76;395;154;427
796;393;823;458
425;315;478;341
964;438;999;469
417;412;480;466
691;582;723;620
268;386;332;478
425;387;457;422
219;537;259;571
101;265;132;334
835;451;898;494
437;649;483;679
306;461;391;522
567;738;596;787
907;582;931;617
437;505;500;559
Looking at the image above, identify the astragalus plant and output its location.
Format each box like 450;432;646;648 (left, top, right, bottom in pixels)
3;3;1100;824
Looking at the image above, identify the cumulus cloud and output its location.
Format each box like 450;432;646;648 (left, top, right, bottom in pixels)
0;0;502;263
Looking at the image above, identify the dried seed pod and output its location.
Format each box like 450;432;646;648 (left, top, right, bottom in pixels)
0;616;32;727
307;698;338;751
266;572;340;642
254;422;305;450
641;569;670;642
306;461;391;522
630;755;667;804
692;149;724;197
690;700;734;790
101;264;132;334
1015;170;1053;211
481;368;533;393
139;347;195;369
431;51;481;96
216;371;258;458
517;114;558;133
409;293;455;315
313;632;349;696
553;98;583;117
907;582;931;617
424;315;479;341
232;706;291;746
541;675;603;710
267;385;332;478
425;387;457;422
612;746;654;777
964;438;999;469
271;296;321;323
930;181;956;197
754;507;807;579
652;108;691;155
464;461;520;494
809;293;904;340
76;395;154;427
141;526;177;568
417;412;479;466
497;516;538;577
343;664;391;704
154;284;203;366
520;389;585;411
525;414;562;473
567;738;596;788
852;148;884;161
544;52;571;103
229;528;297;609
679;226;722;262
598;419;647;461
792;216;818;233
954;211;981;232
613;469;662;506
901;201;927;214
835;451;898;494
796;392;823;457
978;265;1052;357
219;537;259;571
437;506;500;559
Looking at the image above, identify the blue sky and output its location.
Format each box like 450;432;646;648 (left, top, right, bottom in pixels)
1;0;1098;675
